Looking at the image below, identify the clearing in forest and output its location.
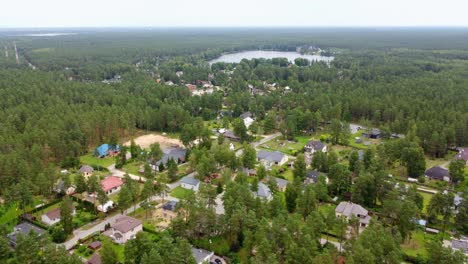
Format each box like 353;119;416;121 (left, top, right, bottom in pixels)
123;133;183;150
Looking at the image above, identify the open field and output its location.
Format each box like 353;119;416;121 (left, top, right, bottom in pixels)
170;186;194;199
80;154;115;168
260;135;310;155
124;133;183;150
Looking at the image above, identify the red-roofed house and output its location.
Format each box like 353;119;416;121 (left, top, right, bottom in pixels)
101;176;123;195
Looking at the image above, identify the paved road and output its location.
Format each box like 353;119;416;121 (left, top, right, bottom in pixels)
253;132;282;148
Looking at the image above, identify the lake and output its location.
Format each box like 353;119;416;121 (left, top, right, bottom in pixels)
209;50;333;64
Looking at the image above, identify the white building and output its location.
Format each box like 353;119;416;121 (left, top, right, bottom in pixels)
41;207;76;226
180;176;200;191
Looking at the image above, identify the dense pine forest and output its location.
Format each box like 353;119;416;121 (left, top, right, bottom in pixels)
0;28;467;264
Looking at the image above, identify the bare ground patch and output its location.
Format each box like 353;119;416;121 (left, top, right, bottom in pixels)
124;134;183;150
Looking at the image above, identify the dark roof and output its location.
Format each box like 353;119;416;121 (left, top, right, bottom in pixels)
8;222;46;246
305;140;325;151
154;147;186;166
44;207;61;220
112;216;142;233
306;170;321;182
257;150;286;163
224;130;240;140
240;111;253;119
181;176;200;186
80;165;94;174
88;241;102;250
455;148;468;162
191;247;214;264
425;166;450;180
87;254;101;264
451;237;468;254
162;200;178;211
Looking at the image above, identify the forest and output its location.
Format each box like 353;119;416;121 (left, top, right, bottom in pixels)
0;28;467;264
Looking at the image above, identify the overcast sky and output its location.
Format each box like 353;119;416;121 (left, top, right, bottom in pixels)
2;0;468;28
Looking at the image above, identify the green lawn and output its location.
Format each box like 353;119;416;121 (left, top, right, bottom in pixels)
122;161;143;175
280;169;294;182
170;186;194;199
261;136;310;155
80;154;115;168
418;191;434;214
401;230;433;258
318;203;337;216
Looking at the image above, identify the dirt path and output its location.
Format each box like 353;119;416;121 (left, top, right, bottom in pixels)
124;133;183;150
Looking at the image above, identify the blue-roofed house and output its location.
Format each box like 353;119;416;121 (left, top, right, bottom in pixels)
180;176;200;191
94;144;121;158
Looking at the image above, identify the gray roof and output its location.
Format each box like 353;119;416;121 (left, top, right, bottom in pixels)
112;216;142;233
155;148;186;166
162;200;178;211
191;247;214;264
425;166;450;180
240;111;252;119
257;150;285;163
306;170;321;182
454;195;463;207
305;140;325;151
181;176;200;186
336;202;369;219
256;182;272;199
455;148;468;162
9;222;46;246
271;177;288;189
451;237;468;254
80;165;94;174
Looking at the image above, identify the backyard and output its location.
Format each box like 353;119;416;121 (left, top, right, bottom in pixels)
260;135;311;155
170;186;194;199
80;154;115;168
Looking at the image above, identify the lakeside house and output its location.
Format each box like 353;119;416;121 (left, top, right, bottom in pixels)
335;201;371;228
425;166;451;182
103;216;142;244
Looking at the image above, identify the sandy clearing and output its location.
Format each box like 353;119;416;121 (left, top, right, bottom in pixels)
124;134;183;150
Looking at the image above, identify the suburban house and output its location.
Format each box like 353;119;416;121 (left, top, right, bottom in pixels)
97;200;114;213
240;111;253;119
304;170;322;185
41;206;76;226
362;128;381;139
151;147;187;171
87;253;101;264
455;148;468;165
243;116;255;128
257;150;288;168
425;166;451;182
101;176;124;195
449;236;468;255
304;140;327;153
8;222;46;247
103;216;142;244
161;200;178;221
335;201;372;228
223;130;240;142
80;165;94;178
55;179;76;195
253;182;273;201
185;84;197;91
94;144;120;158
191;247;214;264
180;176;200;191
269;177;288;192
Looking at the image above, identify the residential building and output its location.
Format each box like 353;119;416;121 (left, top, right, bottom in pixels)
8;222;46;247
304;170;321;185
362;128;381;139
97;200;114;213
151;147;186;171
191;247;214;264
450;236;468;255
269;177;288;192
101;176;124;195
425;166;451;182
87;253;101;264
335;201;371;228
304;140;327;153
253;182;273;201
455;148;468;165
243;116;255;128
161;200;178;221
257;150;288;168
80;165;94;178
94;144;120;158
103;216;142;244
180;176;200;191
41;206;76;226
223;130;240;142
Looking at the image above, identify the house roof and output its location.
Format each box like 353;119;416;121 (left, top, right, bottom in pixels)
87;254;101;264
154;148;186;166
306;170;321;182
9;222;46;246
454;195;463;207
191;247;214;264
270;177;288;189
162;200;178;211
306;140;326;151
88;241;102;250
425;166;450;180
181;176;200;186
256;182;272;199
335;202;369;219
239;111;252;119
112;216;142;233
80;165;94;174
44;207;61;220
95;144;120;157
101;176;124;192
451;237;468;254
257;150;286;163
224;130;240;140
455;148;468;162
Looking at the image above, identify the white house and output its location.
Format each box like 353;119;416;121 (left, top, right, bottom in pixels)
180;176;200;191
304;140;327;154
191;247;214;264
41;207;76;226
101;176;124;195
97;200;114;213
256;150;288;168
243;116;254;128
103;216;142;244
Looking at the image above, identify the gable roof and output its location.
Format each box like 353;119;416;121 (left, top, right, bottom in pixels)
335;201;369;218
191;247;214;264
181;176;200;186
270;177;288;189
95;144;120;157
9;222;46;246
44;207;61;220
80;165;94;174
451;237;468;254
154;148;186;166
112;216;142;233
101;176;124;192
256;182;272;199
306;170;321;182
306;140;325;151
87;253;101;264
425;166;450;180
239;111;252;119
455;148;468;162
257;150;286;163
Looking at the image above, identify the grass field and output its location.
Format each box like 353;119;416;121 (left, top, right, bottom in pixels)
122;161;143;175
401;230;433;258
80;154;115;168
418;191;434;214
261;135;310;155
170;186;194;200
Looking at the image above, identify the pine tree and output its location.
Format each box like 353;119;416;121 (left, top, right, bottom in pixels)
60;196;74;235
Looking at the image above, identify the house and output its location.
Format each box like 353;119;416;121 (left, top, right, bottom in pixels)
425;166;451;182
161;200;178;221
55;180;76;195
41;206;76;226
180;176;200;191
362;129;381;139
243;116;255;128
186;84;197;91
257;150;288;167
97;200;114;213
223;130;240;142
455;148;468;165
304;170;321;185
103;216;142;244
335;201;372;228
87;254;101;264
88;241;102;250
176;71;184;77
80;165;94;178
454;194;463;213
240;111;253;119
254;182;273;201
152;147;186;171
304;140;327;153
270;177;288;192
94;144;120;158
8;222;46;247
101;176;124;195
191;247;214;264
450;236;468;255
165;81;174;86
